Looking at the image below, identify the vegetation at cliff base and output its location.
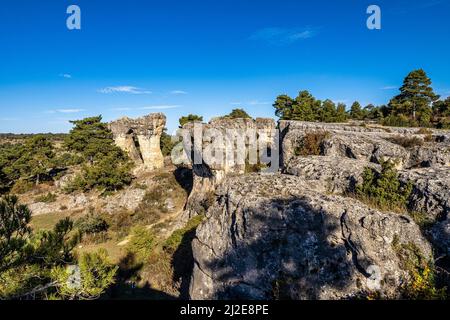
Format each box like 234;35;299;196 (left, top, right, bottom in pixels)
355;161;413;212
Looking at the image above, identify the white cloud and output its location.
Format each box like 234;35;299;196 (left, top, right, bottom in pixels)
98;86;152;94
248;100;271;106
231;100;271;106
381;86;398;90
57;109;84;113
140;105;181;110
59;73;72;79
250;27;319;45
45;109;84;114
0;117;18;121
170;90;188;95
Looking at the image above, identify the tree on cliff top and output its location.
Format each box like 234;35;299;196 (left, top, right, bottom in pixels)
226;108;252;119
179;114;203;127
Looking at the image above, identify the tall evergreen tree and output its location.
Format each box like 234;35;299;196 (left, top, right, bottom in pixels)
273;95;294;120
291;91;321;121
335;103;348;122
350;101;364;120
64;116;116;163
389;69;439;124
320;99;337;122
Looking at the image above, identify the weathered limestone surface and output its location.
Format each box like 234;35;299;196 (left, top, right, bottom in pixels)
280;120;450;170
187;120;449;300
190;174;431;300
180;117;276;222
109;113;166;170
399;167;450;220
284;156;380;194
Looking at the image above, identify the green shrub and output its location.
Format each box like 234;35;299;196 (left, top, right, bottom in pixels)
163;215;204;254
382;115;418;128
294;131;330;156
51;249;118;300
76;213;109;236
356;161;413;212
393;239;447;300
35;192;57;203
127;227;156;261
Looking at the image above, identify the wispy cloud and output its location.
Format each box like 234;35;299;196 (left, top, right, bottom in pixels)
0;117;18;121
170;90;188;95
248;100;271;106
230;100;271;106
140;105;182;110
98;86;152;94
45;109;85;114
381;86;398;90
59;73;72;79
250;27;319;45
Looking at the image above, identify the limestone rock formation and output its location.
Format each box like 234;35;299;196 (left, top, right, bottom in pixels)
179;117;277;222
280;120;450;170
189;174;432;300
109;113;166;170
399;167;450;220
284;156;380;194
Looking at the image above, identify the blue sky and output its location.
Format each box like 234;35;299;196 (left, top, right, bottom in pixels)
1;0;449;133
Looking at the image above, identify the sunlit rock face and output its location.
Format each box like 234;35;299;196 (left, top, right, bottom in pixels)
189;174;432;300
109;113;166;171
279;120;450;170
178;117;277;223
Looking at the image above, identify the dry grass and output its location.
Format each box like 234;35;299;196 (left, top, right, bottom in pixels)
294;131;330;156
388;135;424;149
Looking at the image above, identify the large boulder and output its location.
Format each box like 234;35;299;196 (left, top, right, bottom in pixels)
284;156;380;194
109;113;166;170
399;167;450;220
190;174;432;300
179;117;277;222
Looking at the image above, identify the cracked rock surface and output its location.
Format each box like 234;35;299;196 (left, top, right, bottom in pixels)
189;174;431;300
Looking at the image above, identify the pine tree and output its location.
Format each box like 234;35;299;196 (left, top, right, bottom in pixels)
389;69;439;124
291;91;321;121
320;99;337;122
350;101;364;120
179;114;203;127
226;108;252;119
273;95;294;120
335;103;348;122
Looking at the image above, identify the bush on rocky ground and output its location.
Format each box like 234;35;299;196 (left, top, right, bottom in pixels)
294;131;330;156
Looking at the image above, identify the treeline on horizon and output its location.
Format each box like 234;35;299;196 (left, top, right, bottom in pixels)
273;69;450;129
